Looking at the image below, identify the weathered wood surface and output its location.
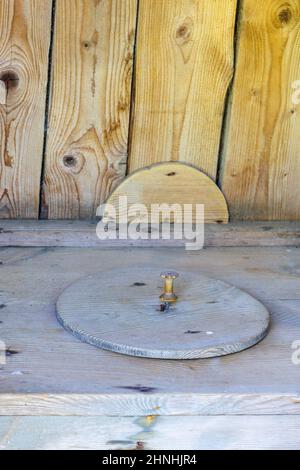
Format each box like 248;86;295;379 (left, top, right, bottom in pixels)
0;80;6;105
57;268;270;359
1;0;300;223
0;0;52;218
105;162;229;224
0;221;299;247
129;0;237;178
1;415;300;450
221;0;300;220
43;0;137;219
0;246;300;415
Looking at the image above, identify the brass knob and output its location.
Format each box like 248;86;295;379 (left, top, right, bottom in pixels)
160;271;179;304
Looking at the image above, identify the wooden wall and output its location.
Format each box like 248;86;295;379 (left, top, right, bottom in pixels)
0;0;300;221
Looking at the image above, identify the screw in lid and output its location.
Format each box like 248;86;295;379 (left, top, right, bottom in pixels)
160;271;179;279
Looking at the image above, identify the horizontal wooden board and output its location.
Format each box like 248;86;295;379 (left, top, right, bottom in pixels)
0;221;299;247
1;415;300;449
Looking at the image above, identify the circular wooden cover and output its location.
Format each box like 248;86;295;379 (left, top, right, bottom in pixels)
56;268;270;359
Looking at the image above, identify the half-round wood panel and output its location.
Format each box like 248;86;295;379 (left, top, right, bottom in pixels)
104;162;229;224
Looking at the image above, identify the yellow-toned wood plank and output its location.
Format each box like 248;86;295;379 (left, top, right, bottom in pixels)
221;0;300;220
43;0;138;219
105;162;229;224
128;0;237;178
0;0;52;218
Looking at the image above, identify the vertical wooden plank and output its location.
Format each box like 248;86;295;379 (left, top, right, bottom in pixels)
0;0;52;218
221;0;300;220
128;0;237;179
43;0;137;219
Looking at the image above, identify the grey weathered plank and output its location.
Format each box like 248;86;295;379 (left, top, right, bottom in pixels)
0;246;300;416
0;221;299;247
1;415;300;450
1;393;300;417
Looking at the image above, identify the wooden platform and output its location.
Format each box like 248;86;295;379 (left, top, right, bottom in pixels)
1;242;300;448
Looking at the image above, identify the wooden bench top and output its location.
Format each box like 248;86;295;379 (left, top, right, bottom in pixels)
0;244;300;416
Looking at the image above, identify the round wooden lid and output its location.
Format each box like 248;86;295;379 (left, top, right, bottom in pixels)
56;267;270;359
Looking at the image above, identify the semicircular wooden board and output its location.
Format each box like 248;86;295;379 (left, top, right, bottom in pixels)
104;162;229;224
56;267;270;360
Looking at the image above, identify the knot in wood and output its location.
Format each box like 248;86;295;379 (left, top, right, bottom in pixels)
63;155;77;168
278;6;292;24
0;71;19;91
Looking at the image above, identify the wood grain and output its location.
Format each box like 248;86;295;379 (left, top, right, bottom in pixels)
0;80;6;105
1;393;300;417
0;220;299;247
0;0;52;218
57;267;270;359
105;162;229;224
1;246;300;415
43;0;137;219
128;0;237;178
221;0;300;220
1;415;300;449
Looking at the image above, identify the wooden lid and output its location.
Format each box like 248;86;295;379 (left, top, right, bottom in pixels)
57;267;270;360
